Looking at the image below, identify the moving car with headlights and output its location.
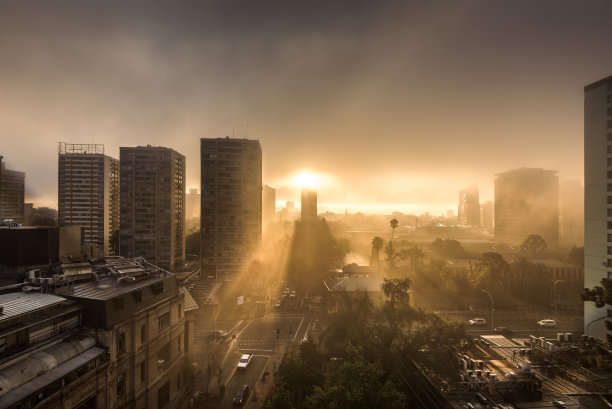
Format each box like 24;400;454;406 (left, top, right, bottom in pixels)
537;319;557;327
233;385;250;406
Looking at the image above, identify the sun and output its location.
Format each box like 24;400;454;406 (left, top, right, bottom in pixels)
293;171;320;188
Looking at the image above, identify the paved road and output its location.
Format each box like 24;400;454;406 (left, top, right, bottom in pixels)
220;355;269;408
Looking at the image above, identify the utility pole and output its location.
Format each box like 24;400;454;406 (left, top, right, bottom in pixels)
482;290;494;330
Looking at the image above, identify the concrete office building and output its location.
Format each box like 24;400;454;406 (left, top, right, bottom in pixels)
262;184;276;227
584;75;612;340
120;146;186;271
0;256;192;409
494;168;558;246
200;138;262;279
301;189;317;222
458;185;480;227
58;143;119;256
0;156;25;224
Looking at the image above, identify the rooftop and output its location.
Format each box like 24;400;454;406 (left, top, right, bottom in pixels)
0;292;67;321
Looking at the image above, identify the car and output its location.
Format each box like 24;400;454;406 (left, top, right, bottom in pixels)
537;319;557;327
552;401;566;409
494;326;513;336
237;353;253;370
233;384;250;406
289;290;296;298
469;318;487;326
208;330;229;340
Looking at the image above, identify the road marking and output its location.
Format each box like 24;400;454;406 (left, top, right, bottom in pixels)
244;356;270;406
302;319;313;342
292;317;304;342
239;349;273;352
224;367;237;387
236;319;254;338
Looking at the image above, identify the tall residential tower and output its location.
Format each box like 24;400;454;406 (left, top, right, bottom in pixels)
0;156;25;224
584;75;612;340
200;138;262;279
120;145;185;271
58;143;119;255
458;185;480;227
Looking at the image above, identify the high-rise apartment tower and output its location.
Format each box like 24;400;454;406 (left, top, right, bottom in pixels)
0;156;25;224
301;189;317;222
120;145;185;271
584;75;612;340
58;143;119;255
458;185;480;226
200;138;262;279
494;167;558;246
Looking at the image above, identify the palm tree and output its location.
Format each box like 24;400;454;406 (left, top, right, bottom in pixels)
371;236;384;274
389;218;398;241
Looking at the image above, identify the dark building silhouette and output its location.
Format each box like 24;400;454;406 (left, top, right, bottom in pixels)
458;185;480;227
494;168;558;246
200;138;262;279
0;156;25;224
262;184;276;227
301;189;317;222
120;145;186;271
58;143;119;255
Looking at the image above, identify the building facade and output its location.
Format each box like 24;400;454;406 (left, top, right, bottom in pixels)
494;168;559;246
58;143;119;256
458;185;480;227
262;185;276;228
301;189;317;222
559;180;584;248
0;156;25;224
120;146;186;271
584;75;612;340
200;138;262;279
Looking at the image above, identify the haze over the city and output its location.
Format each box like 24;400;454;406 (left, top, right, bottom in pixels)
2;1;612;213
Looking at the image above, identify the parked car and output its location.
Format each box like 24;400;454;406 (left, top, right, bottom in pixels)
552;401;566;408
537;319;557;327
237;353;253;370
469;318;486;326
494;326;513;336
233;385;250;406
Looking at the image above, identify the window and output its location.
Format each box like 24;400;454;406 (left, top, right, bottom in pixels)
141;324;147;344
178;335;181;353
158;313;170;330
141;361;146;383
178;304;182;318
117;332;125;353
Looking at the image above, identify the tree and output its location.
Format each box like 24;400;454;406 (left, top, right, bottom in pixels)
383;242;401;274
567;246;584;266
305;345;406;409
371;237;384;274
431;238;467;259
389;219;398;241
472;252;510;289
519;234;548;259
582;278;612;308
399;246;424;273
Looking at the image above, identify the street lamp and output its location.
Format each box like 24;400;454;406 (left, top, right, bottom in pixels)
553;280;566;319
482;290;494;330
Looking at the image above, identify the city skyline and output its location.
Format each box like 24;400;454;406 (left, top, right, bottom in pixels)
2;2;611;213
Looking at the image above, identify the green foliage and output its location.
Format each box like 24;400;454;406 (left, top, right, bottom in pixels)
431;238;467;259
519;234;548;259
509;257;552;307
389;219;399;240
305;345;406;409
567;246;584;266
398;246;424;273
287;219;348;292
370;236;384;273
473;252;510;288
384;242;401;273
582;278;612;308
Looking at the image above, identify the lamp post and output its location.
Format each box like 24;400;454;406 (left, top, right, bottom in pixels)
553;280;565;319
482;290;494;330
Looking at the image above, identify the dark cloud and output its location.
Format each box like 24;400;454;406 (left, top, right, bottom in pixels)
0;1;610;212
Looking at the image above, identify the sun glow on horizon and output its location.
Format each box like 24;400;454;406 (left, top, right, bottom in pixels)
293;171;321;188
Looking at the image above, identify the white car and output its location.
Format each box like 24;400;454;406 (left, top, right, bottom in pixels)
289;290;296;298
537;319;557;327
469;318;487;326
237;353;253;370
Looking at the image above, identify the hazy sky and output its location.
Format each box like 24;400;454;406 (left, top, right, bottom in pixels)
1;1;611;214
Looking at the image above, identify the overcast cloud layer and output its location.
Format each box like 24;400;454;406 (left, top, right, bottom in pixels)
1;1;611;213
